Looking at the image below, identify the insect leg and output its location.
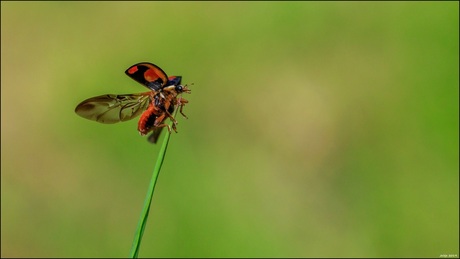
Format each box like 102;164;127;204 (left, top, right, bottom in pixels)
177;97;189;119
164;110;179;133
153;113;172;133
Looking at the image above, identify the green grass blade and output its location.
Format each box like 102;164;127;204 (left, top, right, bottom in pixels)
129;119;175;258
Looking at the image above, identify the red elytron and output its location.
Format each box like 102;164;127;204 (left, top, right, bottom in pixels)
75;62;191;143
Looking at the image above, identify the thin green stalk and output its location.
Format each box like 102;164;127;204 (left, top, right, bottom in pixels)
129;113;177;258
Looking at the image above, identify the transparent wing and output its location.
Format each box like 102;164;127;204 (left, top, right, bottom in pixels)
75;92;151;124
147;127;164;144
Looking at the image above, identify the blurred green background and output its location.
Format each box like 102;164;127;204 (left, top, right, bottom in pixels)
1;1;458;258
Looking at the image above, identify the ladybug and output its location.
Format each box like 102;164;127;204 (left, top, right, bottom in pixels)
75;62;191;143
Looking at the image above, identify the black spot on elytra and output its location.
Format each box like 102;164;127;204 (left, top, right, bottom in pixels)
126;65;165;91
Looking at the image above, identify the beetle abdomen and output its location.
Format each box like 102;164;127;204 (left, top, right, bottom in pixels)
138;104;159;136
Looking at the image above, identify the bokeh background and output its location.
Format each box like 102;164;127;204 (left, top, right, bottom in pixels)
1;1;458;258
